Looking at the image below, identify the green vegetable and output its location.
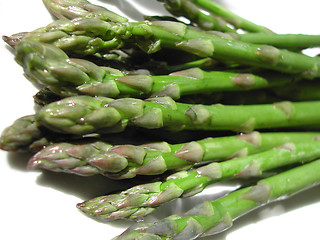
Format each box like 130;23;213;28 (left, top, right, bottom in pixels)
0;115;50;152
28;131;320;179
187;0;272;33
42;0;128;22
78;140;320;220
15;39;293;99
35;95;320;135
158;0;236;32
20;18;320;78
112;159;320;239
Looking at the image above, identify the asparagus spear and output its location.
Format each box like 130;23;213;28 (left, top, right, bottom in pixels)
239;32;320;50
15;39;293;99
270;80;320;101
35;95;320;135
0;114;83;152
187;0;272;33
20;18;320;78
28;131;320;179
112;159;320;239
77;139;320;220
0;115;50;152
158;0;236;32
42;0;128;22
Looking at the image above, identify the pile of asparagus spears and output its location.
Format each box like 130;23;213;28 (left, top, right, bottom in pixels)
1;0;320;239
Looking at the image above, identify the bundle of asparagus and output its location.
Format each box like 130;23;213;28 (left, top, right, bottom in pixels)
1;0;320;240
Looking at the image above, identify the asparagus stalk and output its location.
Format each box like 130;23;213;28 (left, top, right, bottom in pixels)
240;32;320;50
36;95;320;135
112;159;320;239
15;39;293;99
158;0;236;32
270;81;320;101
20;18;320;78
42;0;128;22
187;0;272;33
77;139;320;220
28;131;320;179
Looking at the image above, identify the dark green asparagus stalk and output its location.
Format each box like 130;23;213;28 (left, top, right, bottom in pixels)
20;18;320;78
270;80;320;101
112;159;320;239
15;39;293;99
158;0;236;32
28;131;320;179
42;0;128;22
187;0;272;33
77;139;320;220
35;95;320;135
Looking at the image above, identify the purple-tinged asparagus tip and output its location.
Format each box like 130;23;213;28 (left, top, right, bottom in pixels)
2;32;28;48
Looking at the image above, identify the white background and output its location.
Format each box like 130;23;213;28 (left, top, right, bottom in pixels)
1;1;320;239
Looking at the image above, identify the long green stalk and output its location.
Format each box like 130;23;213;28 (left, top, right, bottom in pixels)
112;160;320;239
188;0;272;33
240;32;320;50
36;95;320;135
28;131;320;179
16;40;293;99
78;140;320;220
158;0;236;32
20;18;320;78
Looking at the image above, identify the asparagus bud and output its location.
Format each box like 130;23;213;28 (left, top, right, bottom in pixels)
113;160;320;239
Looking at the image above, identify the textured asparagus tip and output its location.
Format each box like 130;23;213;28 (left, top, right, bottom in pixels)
2;33;28;48
0;115;48;152
15;39;293;100
113;160;320;239
20;17;320;78
77;139;320;220
42;0;128;22
28;131;320;178
36;94;320;136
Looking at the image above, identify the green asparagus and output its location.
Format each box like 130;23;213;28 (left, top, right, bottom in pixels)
112;159;320;239
187;0;272;33
158;0;236;32
270;80;320;101
20;18;320;78
0;115;50;152
35;95;320;135
78;139;320;220
28;131;320;179
42;0;128;22
15;39;293;99
239;32;320;50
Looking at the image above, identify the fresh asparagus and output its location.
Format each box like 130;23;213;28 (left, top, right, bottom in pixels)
0;115;50;152
19;18;320;78
112;159;320;239
77;139;320;220
270;80;320;101
15;39;293;99
158;0;236;32
28;131;320;179
35;95;320;135
239;32;320;50
0;114;83;152
187;0;272;33
42;0;128;22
